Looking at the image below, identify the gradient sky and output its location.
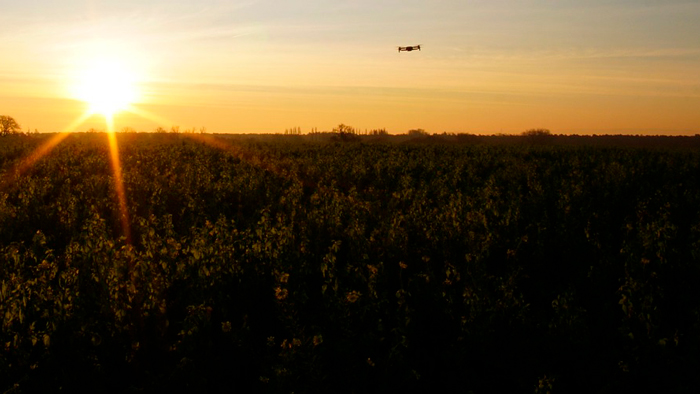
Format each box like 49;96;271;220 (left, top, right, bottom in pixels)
1;0;699;134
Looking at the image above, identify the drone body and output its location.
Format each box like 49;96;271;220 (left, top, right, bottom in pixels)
398;45;421;52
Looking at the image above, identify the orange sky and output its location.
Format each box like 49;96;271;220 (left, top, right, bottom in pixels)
1;1;699;135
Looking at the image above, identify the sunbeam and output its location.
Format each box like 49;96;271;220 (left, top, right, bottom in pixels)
180;133;317;190
0;132;71;192
0;107;135;243
0;111;96;192
105;115;132;244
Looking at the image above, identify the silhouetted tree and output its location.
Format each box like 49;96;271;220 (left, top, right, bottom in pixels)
407;128;428;137
333;123;355;134
332;123;360;142
521;128;552;137
521;128;553;144
0;115;21;136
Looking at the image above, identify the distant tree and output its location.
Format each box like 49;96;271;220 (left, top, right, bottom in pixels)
521;128;552;137
0;115;21;136
332;123;360;142
154;127;167;133
333;123;355;134
407;128;428;137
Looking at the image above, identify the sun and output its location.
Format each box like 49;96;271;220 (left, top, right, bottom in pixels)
73;59;138;119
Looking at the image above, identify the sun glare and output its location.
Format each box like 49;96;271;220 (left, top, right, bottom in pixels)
73;59;139;119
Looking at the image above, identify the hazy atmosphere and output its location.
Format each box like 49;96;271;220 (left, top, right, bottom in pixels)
1;0;699;134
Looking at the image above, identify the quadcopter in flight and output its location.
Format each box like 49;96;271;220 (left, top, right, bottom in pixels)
398;45;421;53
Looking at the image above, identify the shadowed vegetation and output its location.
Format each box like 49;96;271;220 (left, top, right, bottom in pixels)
1;132;700;393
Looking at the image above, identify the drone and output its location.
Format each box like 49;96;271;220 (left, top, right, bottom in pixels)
398;45;421;53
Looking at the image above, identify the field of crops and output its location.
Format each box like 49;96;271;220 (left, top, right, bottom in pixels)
2;133;700;393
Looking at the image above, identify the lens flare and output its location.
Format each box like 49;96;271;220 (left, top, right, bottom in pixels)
105;117;132;244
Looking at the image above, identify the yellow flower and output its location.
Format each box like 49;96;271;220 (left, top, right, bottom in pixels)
275;287;288;300
346;291;361;303
399;262;407;269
